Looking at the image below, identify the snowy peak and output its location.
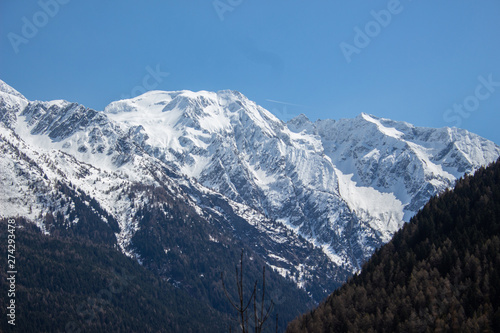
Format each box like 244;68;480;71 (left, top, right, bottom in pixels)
0;80;29;124
104;89;284;144
105;89;247;118
105;90;179;114
0;79;27;100
359;113;405;139
287;114;314;133
316;113;500;221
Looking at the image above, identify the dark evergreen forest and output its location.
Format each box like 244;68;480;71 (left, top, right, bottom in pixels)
0;218;231;332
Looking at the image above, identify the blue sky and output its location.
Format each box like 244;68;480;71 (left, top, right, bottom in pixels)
1;0;499;144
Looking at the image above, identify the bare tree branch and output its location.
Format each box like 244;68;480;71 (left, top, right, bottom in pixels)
221;250;278;333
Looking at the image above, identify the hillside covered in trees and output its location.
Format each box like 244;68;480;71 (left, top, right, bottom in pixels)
287;159;500;332
0;219;231;333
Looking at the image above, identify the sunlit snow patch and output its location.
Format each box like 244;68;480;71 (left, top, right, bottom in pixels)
334;168;405;241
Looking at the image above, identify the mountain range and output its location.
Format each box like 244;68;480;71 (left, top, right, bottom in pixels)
1;78;499;307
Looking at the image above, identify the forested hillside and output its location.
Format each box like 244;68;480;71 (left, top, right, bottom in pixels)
287;159;500;332
0;219;230;332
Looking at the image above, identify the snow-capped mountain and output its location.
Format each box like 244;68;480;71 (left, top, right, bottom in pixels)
1;79;499;301
103;89;500;268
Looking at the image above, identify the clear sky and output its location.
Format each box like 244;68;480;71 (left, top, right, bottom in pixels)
1;1;499;144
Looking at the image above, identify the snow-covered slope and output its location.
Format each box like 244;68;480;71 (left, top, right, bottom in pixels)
1;79;499;299
313;113;498;219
